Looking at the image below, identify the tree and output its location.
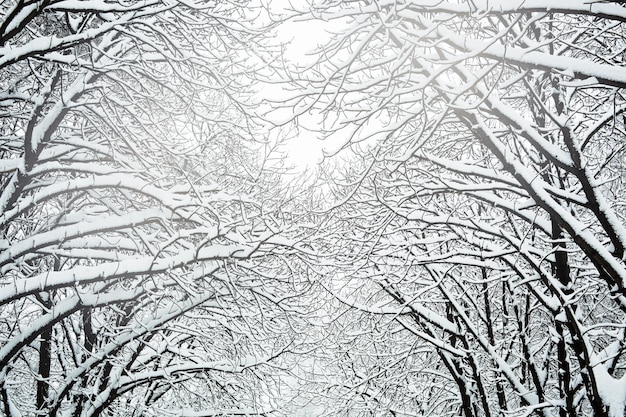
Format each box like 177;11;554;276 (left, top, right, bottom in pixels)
0;1;309;416
274;1;626;416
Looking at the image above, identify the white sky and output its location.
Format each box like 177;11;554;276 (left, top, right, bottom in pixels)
256;0;335;173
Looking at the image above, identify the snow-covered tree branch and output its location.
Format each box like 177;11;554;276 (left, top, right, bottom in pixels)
0;1;308;416
272;1;626;416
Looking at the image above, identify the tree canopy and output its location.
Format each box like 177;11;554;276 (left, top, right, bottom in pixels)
2;1;626;417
